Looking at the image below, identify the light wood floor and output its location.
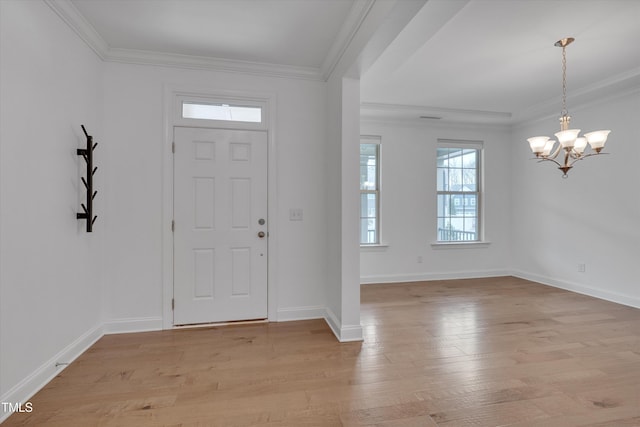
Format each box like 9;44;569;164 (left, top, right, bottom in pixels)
4;276;640;426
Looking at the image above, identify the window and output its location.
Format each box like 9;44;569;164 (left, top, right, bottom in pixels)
360;136;380;245
436;140;482;242
182;101;262;123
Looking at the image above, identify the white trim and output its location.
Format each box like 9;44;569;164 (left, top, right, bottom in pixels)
512;270;640;309
320;0;375;80
360;269;511;285
44;0;376;82
430;241;491;249
277;306;325;322
339;324;365;342
0;324;103;423
512;69;640;126
360;135;381;144
360;244;389;251
103;317;164;335
360;115;512;132
323;307;342;341
323;308;364;342
360;102;513;126
107;48;322;81
360;137;381;246
162;86;175;330
44;0;108;60
437;138;484;149
162;86;278;329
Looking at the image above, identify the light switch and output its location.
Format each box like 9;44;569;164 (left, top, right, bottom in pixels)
289;208;303;221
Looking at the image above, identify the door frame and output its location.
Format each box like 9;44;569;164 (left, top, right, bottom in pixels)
162;85;278;329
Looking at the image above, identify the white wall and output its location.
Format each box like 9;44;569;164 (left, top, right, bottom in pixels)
0;0;104;411
359;120;513;282
101;62;329;327
510;89;640;307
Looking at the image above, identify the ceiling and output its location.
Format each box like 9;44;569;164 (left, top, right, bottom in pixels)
361;0;640;124
68;0;640;125
70;0;354;71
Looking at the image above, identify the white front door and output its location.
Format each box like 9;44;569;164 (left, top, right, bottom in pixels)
173;127;268;325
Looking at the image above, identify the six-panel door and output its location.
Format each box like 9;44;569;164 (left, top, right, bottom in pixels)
173;127;268;325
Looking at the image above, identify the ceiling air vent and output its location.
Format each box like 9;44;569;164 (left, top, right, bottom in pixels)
419;116;442;120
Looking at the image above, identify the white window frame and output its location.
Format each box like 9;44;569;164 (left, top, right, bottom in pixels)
432;139;489;249
360;135;382;246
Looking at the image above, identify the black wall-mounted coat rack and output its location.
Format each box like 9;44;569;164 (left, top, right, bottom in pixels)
76;125;97;232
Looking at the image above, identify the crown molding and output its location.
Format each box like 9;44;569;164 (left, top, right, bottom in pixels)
44;0;109;59
45;0;373;81
320;0;376;81
512;67;640;126
360;102;512;126
362;65;640;129
104;48;323;80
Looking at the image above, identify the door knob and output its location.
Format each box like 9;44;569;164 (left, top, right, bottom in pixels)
258;231;266;238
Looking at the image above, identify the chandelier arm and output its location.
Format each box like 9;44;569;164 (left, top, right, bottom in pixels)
536;157;564;168
568;152;609;167
546;142;563;160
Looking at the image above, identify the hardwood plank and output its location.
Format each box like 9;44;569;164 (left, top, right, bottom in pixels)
4;276;640;426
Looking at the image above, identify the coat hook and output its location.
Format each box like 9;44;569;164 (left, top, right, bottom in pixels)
76;125;97;232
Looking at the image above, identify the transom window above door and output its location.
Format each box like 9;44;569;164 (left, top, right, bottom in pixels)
175;95;268;130
182;102;262;123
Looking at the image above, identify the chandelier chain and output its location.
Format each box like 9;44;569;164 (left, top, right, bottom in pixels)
561;45;568;117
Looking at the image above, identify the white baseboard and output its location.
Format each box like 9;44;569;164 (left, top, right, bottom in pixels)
0;323;103;423
338;323;364;342
360;269;510;284
323;307;363;342
512;270;640;309
1;306;364;424
276;305;325;322
323;307;341;340
103;316;164;334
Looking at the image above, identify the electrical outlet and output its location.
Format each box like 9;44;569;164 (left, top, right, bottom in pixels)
577;263;586;273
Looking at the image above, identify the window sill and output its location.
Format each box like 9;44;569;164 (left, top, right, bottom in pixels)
360;244;389;252
430;241;491;250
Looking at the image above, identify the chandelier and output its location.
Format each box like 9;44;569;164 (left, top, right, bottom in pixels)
527;37;610;177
